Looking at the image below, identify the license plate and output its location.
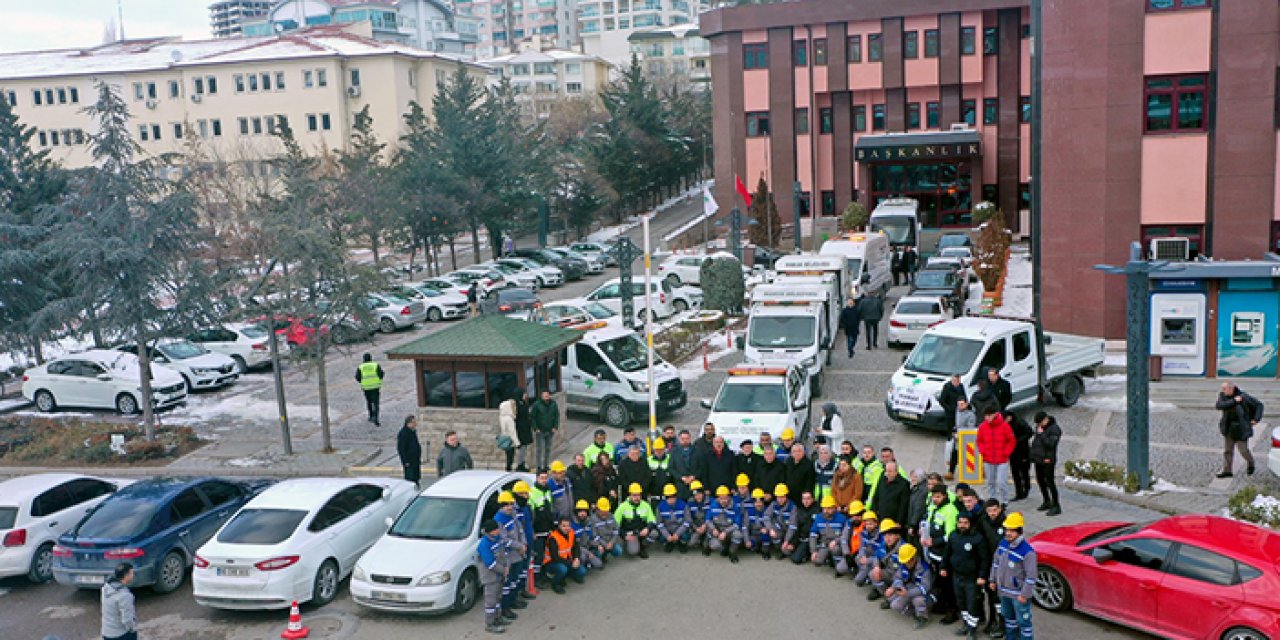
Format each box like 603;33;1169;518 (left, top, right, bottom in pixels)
909;323;926;329
899;412;920;421
217;566;249;577
75;574;105;585
665;397;682;407
372;590;407;602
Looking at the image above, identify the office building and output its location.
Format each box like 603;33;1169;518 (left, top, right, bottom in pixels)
455;0;580;59
579;0;701;68
481;46;611;117
627;24;709;90
240;0;480;54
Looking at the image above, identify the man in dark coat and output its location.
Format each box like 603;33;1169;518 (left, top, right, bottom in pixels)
755;446;787;499
838;298;862;358
701;436;737;493
870;461;911;528
616;446;653;499
566;453;593;504
1216;382;1263;478
986;368;1012;411
891;250;903;286
397;415;422;489
694;422;717;458
969;378;999;419
1029;412;1062;516
1006;411;1034;502
782;444;816;499
670;429;703;499
859;291;885;349
902;247;918;284
939;374;968;428
735;440;761;487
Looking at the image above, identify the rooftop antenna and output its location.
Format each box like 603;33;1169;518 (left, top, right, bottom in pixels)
117;0;126;40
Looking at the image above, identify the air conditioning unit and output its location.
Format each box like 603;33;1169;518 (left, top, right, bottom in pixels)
346;85;361;98
144;99;158;110
1150;237;1190;261
190;94;203;103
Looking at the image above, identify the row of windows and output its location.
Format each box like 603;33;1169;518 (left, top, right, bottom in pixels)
1148;0;1210;10
237;114;288;136
508;62;581;76
233;71;289;94
754;96;1032;138
749;24;1026;69
28;86;81;107
35;128;86;147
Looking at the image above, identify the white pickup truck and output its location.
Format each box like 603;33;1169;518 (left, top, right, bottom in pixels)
700;364;812;449
885;317;1104;431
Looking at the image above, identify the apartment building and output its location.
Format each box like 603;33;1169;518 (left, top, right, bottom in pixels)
239;0;480;55
455;0;581;59
0;27;489;170
627;24;709;90
481;47;610;117
210;0;273;39
579;0;702;67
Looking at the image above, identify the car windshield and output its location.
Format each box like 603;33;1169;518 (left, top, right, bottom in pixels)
217;508;307;545
239;326;269;339
896;301;941;315
749;316;817;348
390;497;477;540
941;248;970;258
1077;522;1150;546
159;340;205;360
915;271;955;289
599;334;659;372
490;264;517;274
846;258;863;279
382;294;413;306
0;506;16;529
415;287;442;298
714;382;787;413
938;235;970;248
583;302;616;319
500;289;536;303
870;215;916;245
76;497;155;538
904;334;983;376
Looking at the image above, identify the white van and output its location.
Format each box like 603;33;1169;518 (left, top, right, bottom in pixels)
773;254;853;304
561;327;686;427
700;365;811;450
869;198;921;253
743;284;833;396
818;232;893;297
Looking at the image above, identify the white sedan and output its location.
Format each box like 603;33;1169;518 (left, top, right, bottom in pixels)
525;297;624;330
888;295;952;347
193;477;416;610
22;349;187;415
350;471;528;614
188;324;281;373
114;339;238;391
0;474;131;583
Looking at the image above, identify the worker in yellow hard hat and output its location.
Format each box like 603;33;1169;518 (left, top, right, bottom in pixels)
706;486;744;562
588;497;622;565
570;499;601;572
686;479;710;550
646;437;674;510
732;472;753;510
493;490;528;617
777;428;797;461
845;500;868;559
615;482;656;558
990;512;1036;640
654;483;691;552
547;460;574;519
886;543;933;629
741;487;769;558
868;518;906;605
763;483;794;560
810;494;852;576
853;510;881;587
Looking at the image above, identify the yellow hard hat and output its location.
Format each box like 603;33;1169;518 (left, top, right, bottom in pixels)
848;500;865;515
781;428;795;440
627;482;643;495
653;437;666;449
498;491;516;504
774;484;789;497
663;484;677;497
512;481;531;494
1004;512;1026;530
715;486;731;497
549;460;566;473
596;497;612;511
736;473;750;487
820;495;837;509
751;488;765;499
691;480;705;491
898;543;918;564
880;518;901;534
575;499;590;511
862;510;878;521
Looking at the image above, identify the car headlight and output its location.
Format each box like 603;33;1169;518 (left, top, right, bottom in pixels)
629;379;649;393
192;367;216;375
353;565;367;582
801;357;816;368
886;389;894;401
417;571;451;586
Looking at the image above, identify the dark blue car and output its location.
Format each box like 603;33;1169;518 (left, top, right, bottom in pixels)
52;477;269;593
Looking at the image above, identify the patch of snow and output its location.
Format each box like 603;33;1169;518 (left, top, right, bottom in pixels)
0;398;31;412
993;250;1032;319
0;335;97;373
164;392;322;425
1251;494;1280;519
1063;477;1118;492
1144;479;1192;495
1087;374;1128;387
226;456;275;468
678;329;738;382
1103;353;1127;367
1077;394;1177;413
586;218;641;243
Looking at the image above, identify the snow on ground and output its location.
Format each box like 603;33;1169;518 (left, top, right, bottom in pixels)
678;327;739;383
587;180;713;244
1077;393;1177;413
1250;494;1280;520
1103;353;1126;367
963;281;985;315
1146;479;1193;494
0;335;97;373
163;391;322;425
0;397;31;412
994;248;1032;319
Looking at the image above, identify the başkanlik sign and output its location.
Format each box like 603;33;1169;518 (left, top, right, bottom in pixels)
855;141;981;163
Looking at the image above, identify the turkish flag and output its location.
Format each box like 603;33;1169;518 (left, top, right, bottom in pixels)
735;174;753;208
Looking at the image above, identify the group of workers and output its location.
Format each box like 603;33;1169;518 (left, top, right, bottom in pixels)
475;422;1040;639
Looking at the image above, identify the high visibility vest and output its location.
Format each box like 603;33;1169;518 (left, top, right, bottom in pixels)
358;362;382;390
543;529;575;564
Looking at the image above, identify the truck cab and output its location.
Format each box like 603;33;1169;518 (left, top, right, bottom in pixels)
700;365;811;450
817;232;892;297
869;198;921;254
561;326;687;428
743;284;833;396
885;317;1104;431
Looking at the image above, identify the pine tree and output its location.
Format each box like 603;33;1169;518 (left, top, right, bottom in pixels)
395;101;462;275
337;106;393;266
746;175;782;248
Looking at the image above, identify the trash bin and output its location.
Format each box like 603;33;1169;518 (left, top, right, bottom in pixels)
1149;355;1163;382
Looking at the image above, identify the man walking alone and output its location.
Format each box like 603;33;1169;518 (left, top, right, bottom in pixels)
1216;382;1263;478
839;298;861;358
531;390;560;471
356;353;384;426
398;415;423;489
859;290;884;350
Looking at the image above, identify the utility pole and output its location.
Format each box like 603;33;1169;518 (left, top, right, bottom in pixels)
792;181;803;252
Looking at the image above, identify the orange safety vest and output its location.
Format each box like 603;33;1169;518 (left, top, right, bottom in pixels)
543;529;575;564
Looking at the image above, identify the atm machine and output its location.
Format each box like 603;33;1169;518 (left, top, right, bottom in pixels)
1150;293;1206;376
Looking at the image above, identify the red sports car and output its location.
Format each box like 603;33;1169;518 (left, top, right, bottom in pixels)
1031;515;1280;640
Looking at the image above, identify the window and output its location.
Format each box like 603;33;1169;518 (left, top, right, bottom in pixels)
984;98;998;125
1104;538;1172;571
239;117;250;135
819;107;833;134
194;77;205;94
64;479;113;506
744;43;768;69
234;74;246;93
566;82;582;93
1022;24;1031;39
575;344;611;381
868;33;882;61
151;124;161;141
1141;225;1203;258
872;104;885;131
6;90;16;106
961;27;976;55
197;120;208;138
199;481;242;507
350;68;361;86
984;27;998;55
962;99;976;125
321;113;331;130
925;29;939;58
211;119;222;137
33;486;74;517
168;80;179;98
275;71;285;90
907;102;921;129
251;117;263;135
813;38;827;65
248;74;259;92
534;62;556;74
207;76;218;94
795;107;809;135
69;87;78;103
1012;331;1032;362
1020;183;1031;210
794;40;807;66
170;488;210;522
926;101;939;128
317;69;328;87
821;191;835;215
172;123;183;139
903;31;918;59
1149;0;1211;11
746;111;770;137
847;35;861;63
45;89;54;104
32;89;42;106
57;88;67;104
303;70;314;88
133;82;145;100
978;339;1008;377
853;105;867;132
1145;74;1207;133
1020;96;1031;123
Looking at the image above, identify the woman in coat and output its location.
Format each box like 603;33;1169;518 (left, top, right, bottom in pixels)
830;457;864;512
1029;411;1062;516
514;390;534;471
815;402;844;447
498;394;520;472
590;452;619;505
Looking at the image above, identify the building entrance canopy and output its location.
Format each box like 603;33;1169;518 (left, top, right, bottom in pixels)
855;130;982;163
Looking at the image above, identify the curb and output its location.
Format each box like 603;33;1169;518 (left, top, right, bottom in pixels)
1064;479;1193;517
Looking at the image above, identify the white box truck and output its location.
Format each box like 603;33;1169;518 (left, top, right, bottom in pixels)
562;326;687;428
817;232;893;297
869;198;921;253
884;317;1105;431
772;254;854;304
742;283;834;396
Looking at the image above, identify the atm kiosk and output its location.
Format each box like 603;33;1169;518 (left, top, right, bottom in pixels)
1150;291;1206;376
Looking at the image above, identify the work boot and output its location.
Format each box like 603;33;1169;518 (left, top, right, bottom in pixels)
486;623;506;634
987;616;1005;638
944;472;955;481
867;589;882;601
954;624;973;636
502;608;519;620
1036;501;1051;511
510;600;528;610
1047;504;1062;516
664;542;675;553
729;546;740;564
551;583;566;594
638;547;649;559
761;548;771;561
679;542;689;554
941;611;959;625
703;545;711;557
880;600;891;610
914;615;929;630
495;616;512;626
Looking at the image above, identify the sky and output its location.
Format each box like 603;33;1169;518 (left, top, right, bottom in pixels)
0;0;211;53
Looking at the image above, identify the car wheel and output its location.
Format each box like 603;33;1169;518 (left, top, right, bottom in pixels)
452;568;478;614
115;393;139;415
1033;566;1072;612
1223;627;1269;640
426;307;443;322
34;390;56;413
673;299;689;313
311;559;339;606
379;317;397;334
152;551;186;594
1054;375;1083;407
180;374;193;393
602;398;630;428
665;274;681;288
28;542;54;583
231;356;248;375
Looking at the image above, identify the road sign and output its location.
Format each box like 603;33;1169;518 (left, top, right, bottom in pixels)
956;429;984;484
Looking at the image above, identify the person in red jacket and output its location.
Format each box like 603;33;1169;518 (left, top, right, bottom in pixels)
976;408;1015;506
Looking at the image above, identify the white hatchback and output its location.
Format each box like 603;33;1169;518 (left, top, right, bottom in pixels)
193;477;417;610
22;349;188;415
658;253;708;287
0;474;131;583
189;324;281;373
888;295;952;347
350;471;528;614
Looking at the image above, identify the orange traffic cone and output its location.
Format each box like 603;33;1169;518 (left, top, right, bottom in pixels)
526;565;540;596
280;600;310;639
